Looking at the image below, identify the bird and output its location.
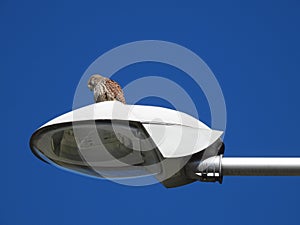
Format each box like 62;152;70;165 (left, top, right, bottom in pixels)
87;74;126;104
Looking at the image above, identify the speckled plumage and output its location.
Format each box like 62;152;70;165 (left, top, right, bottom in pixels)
88;74;126;104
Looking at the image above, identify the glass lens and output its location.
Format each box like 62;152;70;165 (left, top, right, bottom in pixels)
30;120;162;178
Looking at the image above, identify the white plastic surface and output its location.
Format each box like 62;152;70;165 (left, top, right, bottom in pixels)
39;101;223;158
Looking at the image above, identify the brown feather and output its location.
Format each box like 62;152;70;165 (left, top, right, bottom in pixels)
104;78;126;104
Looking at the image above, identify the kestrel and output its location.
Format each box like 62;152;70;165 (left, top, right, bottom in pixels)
87;74;126;104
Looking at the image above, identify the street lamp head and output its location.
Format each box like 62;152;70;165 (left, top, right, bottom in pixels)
30;101;224;187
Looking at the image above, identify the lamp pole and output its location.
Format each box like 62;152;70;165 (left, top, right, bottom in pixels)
187;156;300;183
222;157;300;176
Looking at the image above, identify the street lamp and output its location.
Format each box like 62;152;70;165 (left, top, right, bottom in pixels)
30;101;300;188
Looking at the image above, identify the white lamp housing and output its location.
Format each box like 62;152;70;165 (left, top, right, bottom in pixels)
30;101;223;187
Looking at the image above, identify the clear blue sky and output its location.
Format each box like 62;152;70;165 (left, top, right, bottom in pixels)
2;1;300;225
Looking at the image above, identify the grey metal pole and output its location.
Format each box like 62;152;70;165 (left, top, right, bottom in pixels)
186;156;300;183
222;157;300;176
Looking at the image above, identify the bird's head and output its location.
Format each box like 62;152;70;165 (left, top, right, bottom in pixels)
87;74;105;90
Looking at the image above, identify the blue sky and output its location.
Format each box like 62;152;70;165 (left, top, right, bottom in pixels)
2;1;300;225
